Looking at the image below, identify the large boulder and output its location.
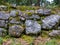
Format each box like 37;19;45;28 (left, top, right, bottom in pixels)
0;12;10;20
49;30;60;37
25;20;41;34
42;15;60;29
37;9;51;16
0;28;7;37
9;25;24;37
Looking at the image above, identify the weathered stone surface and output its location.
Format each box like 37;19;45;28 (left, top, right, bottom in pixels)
26;10;34;13
10;18;20;24
26;15;40;20
21;14;40;20
42;15;60;29
0;28;7;37
16;10;23;16
10;4;16;8
37;9;51;16
10;10;17;17
49;30;60;37
9;25;24;37
25;20;41;34
0;5;7;11
0;20;7;28
0;12;10;20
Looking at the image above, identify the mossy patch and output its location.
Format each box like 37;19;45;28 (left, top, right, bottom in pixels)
21;35;34;43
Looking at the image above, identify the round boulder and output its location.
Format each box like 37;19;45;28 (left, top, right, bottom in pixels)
9;25;24;37
25;20;41;34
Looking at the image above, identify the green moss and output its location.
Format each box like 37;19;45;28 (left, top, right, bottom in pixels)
9;17;13;20
26;12;32;16
0;37;3;45
21;35;34;43
46;39;58;45
17;6;37;11
15;16;20;21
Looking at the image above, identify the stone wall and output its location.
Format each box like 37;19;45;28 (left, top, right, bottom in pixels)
0;9;60;37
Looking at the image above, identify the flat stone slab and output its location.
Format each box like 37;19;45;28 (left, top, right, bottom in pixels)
37;9;51;16
49;30;60;37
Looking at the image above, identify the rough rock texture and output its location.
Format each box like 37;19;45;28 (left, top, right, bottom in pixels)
49;30;60;37
37;9;51;16
0;20;7;28
0;28;7;37
10;10;18;17
25;20;41;34
9;25;24;37
16;10;23;16
42;15;60;29
10;18;20;24
0;12;10;20
0;5;7;11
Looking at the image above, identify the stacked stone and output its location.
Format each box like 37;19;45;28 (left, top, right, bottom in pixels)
24;12;41;34
36;9;51;16
0;8;60;37
42;15;60;29
0;11;10;37
9;10;24;37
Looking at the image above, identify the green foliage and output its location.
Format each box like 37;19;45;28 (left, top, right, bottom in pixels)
17;6;37;11
46;39;58;45
54;0;60;6
21;35;34;43
0;37;3;45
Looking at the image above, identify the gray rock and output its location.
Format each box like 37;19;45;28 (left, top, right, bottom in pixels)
26;10;34;13
0;12;10;20
29;15;40;20
42;15;60;29
16;10;23;16
25;20;41;34
23;14;40;20
49;30;60;37
0;5;7;11
0;20;7;28
57;26;60;30
20;16;26;21
10;18;20;24
37;9;51;15
11;4;16;8
10;10;17;17
9;25;24;37
0;28;7;37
